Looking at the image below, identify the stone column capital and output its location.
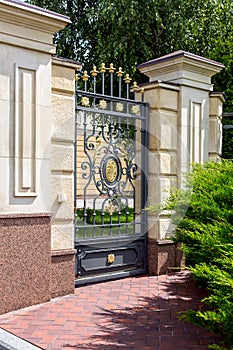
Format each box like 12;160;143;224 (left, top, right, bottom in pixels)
138;50;224;91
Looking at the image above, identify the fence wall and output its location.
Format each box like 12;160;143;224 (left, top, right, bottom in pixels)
0;0;73;314
0;1;225;314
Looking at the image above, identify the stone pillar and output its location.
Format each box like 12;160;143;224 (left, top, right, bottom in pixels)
209;92;225;160
138;51;224;275
0;0;69;314
50;57;81;297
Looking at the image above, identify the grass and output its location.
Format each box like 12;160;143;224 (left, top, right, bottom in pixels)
75;207;135;239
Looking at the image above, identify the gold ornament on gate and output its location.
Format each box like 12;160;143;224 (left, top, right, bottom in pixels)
106;159;117;183
81;96;90;107
99;99;107;109
107;253;115;264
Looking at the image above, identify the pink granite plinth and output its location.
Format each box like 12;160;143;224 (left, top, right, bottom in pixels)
51;249;76;298
0;213;51;315
148;239;185;275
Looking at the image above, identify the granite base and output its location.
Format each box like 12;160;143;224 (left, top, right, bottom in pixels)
148;239;185;275
51;249;76;298
0;214;51;315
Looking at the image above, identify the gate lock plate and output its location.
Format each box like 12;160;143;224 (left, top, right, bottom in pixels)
107;253;115;264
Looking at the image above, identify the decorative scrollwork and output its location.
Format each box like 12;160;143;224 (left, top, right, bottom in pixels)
129;163;138;180
81;162;92;179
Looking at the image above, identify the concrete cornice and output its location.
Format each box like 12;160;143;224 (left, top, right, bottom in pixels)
52;56;82;70
210;91;226;103
0;0;70;53
138;51;225;89
140;79;180;92
0;0;70;33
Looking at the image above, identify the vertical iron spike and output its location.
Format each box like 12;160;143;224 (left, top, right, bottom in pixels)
90;65;98;94
81;70;90;92
124;73;132;99
131;81;139;100
99;63;106;95
117;67;124;98
108;63;116;96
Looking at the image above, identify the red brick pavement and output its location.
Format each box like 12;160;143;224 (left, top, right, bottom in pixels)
0;271;222;350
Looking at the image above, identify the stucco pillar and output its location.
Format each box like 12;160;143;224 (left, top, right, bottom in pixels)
0;0;69;314
209;92;225;160
50;57;81;297
138;51;224;274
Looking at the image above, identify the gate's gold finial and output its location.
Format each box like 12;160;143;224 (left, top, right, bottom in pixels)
90;65;98;76
99;63;106;73
117;67;124;77
108;63;116;73
81;70;89;81
131;81;139;92
124;73;132;84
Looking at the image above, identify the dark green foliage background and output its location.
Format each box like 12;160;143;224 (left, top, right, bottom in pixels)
29;0;233;110
222;115;233;159
164;161;233;349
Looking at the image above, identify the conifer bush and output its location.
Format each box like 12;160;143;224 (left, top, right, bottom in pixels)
164;160;233;349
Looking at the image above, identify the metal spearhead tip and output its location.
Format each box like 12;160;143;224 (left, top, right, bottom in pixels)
99;63;106;73
108;63;116;73
81;71;90;81
131;81;139;91
90;65;98;76
124;73;132;84
117;67;124;77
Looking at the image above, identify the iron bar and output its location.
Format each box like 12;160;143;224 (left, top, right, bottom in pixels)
76;89;146;105
100;63;106;95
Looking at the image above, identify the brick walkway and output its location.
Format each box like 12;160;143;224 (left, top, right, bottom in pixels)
0;271;222;350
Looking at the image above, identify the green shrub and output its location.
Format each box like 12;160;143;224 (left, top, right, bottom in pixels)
163;160;233;349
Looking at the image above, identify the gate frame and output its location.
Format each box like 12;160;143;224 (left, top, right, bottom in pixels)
74;70;149;286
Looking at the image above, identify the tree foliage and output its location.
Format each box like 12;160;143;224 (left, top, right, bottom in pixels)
222;115;233;159
164;160;233;349
29;0;233;109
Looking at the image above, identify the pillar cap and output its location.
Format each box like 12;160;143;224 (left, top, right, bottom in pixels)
210;91;226;103
138;51;225;90
0;0;70;53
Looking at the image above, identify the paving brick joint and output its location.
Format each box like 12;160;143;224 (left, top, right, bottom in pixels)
0;271;223;350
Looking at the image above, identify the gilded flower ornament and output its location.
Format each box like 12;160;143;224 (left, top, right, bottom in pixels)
81;96;90;107
99;99;107;109
131;104;140;115
116;102;124;112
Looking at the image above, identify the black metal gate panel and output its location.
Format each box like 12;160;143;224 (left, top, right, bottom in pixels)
74;65;148;285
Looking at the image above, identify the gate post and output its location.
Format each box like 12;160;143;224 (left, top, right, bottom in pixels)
50;57;81;297
138;51;224;275
209;92;225;161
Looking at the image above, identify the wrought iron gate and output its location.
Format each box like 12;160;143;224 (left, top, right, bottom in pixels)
74;64;149;286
